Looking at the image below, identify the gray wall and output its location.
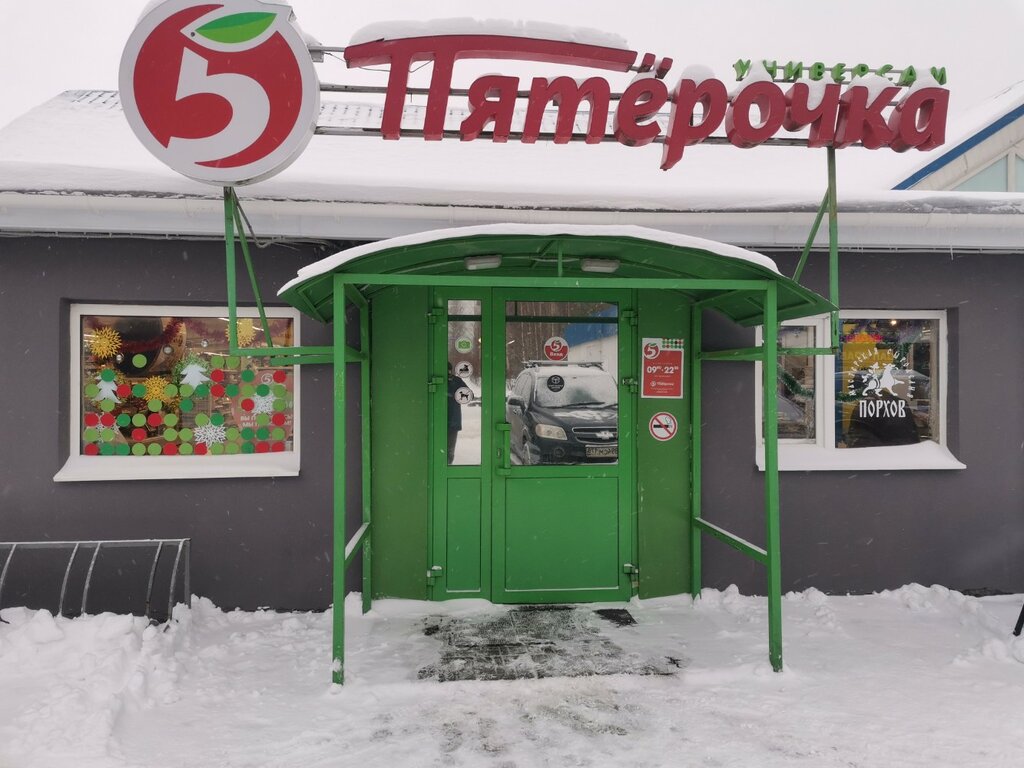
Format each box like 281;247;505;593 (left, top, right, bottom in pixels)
1;237;1021;613
700;249;1024;595
0;236;355;614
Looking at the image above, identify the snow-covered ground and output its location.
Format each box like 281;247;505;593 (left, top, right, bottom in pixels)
2;585;1023;767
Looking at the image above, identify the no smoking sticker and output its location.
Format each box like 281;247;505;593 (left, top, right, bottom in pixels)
649;412;678;442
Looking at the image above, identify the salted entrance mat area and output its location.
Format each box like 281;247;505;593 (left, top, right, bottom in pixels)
418;605;683;681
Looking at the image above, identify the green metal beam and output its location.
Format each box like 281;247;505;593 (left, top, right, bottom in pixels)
332;275;346;685
359;297;372;615
343;522;370;568
763;281;783;673
689;304;703;599
693;517;768;564
827;146;840;350
268;355;334;366
224;188;238;351
340;274;771;292
781;347;836;356
231;192;274;350
792;193;829;283
700;347;765;361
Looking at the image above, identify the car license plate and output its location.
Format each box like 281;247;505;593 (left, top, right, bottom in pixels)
586;444;617;459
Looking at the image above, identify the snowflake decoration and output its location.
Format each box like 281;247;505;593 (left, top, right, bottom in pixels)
193;423;227;446
143;376;170;402
226;318;257;347
89;326;122;359
251;393;276;415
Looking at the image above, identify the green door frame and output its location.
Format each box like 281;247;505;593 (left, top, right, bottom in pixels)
428;287;636;604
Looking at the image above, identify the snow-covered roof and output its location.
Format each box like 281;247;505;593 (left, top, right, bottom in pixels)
278;223;781;296
1;89;1024;250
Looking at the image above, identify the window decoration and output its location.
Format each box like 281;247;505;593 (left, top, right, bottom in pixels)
58;305;300;482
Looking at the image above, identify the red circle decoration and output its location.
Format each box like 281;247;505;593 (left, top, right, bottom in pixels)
255;442;270;453
100;413;116;427
195;443;208;455
241;398;255;412
84;413;100;427
271;442;285;452
210;369;225;383
84;443;100;456
273;370;287;383
116;384;132;398
163;443;178;455
210;384;226;397
271;413;286;426
147;413;163;427
132;428;148;441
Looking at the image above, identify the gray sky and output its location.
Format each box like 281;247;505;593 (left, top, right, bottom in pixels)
1;0;1022;130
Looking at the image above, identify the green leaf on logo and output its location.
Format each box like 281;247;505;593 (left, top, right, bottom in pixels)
195;12;276;44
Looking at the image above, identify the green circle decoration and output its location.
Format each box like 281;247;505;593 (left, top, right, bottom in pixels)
132;384;147;398
100;428;115;442
241;442;255;454
132;354;147;368
272;384;287;397
256;427;270;440
195;385;210;398
164;428;178;442
195;413;210;426
255;414;270;426
273;399;287;412
147;399;163;412
179;384;194;397
210;412;225;426
240;427;254;440
226;356;240;369
84;384;99;397
272;427;286;441
147;443;162;456
226;443;241;455
178;428;193;442
100;368;116;382
100;443;115;456
255;384;270;397
210;443;225;456
179;443;194;456
226;427;240;441
100;399;116;413
163;413;179;427
83;428;99;442
241;369;255;382
211;356;224;369
131;444;146;456
164;384;179;397
116;444;131;456
131;413;146;427
226;384;239;398
116;413;131;427
241;384;256;397
179;398;194;413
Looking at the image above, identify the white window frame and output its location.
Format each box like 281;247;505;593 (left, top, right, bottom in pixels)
755;310;964;471
55;303;301;482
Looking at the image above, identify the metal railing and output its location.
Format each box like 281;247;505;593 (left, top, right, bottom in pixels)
0;539;191;622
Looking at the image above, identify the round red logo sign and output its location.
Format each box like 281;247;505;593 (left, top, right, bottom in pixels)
544;337;569;362
119;0;320;185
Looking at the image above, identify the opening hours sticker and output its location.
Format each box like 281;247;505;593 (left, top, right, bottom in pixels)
649;412;678;442
641;338;684;399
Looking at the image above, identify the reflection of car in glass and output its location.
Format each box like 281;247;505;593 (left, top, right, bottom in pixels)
507;362;618;464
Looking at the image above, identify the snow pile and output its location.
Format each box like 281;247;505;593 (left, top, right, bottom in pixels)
2;585;1023;767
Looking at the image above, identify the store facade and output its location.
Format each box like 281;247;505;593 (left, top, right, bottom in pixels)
2;0;1023;680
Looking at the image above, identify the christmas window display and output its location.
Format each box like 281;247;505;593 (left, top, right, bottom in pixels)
78;311;296;460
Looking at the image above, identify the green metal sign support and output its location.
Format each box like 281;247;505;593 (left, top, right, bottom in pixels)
332;274;346;684
762;281;782;671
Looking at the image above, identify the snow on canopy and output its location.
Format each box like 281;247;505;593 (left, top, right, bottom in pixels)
278;223;782;296
349;18;629;49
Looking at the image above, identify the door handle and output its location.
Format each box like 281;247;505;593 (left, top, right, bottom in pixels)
496;423;511;476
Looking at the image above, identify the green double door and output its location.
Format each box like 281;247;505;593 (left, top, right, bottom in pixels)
431;288;635;603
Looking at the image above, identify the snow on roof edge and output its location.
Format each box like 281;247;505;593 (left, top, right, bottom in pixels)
277;223;780;296
348;18;629;49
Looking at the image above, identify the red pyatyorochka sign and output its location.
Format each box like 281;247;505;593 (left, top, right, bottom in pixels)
121;1;950;185
641;338;684;399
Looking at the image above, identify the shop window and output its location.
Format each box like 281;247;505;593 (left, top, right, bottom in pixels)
55;304;301;482
755;311;963;471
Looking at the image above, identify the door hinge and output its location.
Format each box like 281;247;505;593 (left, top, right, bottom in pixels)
623;563;640;589
622;376;638;394
427;308;444;325
426;565;443;583
622;309;638;327
428;375;445;392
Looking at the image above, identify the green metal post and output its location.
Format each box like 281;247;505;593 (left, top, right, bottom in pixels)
827;146;840;350
230;192;274;350
763;281;783;672
689;304;703;599
332;275;347;684
223;188;238;351
792;193;828;283
359;297;372;615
